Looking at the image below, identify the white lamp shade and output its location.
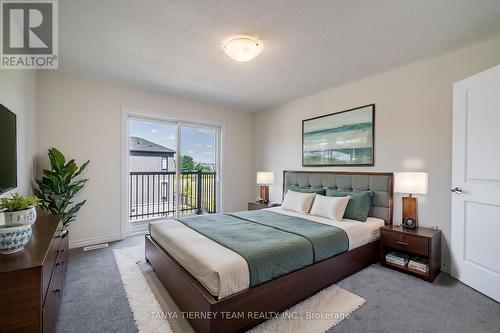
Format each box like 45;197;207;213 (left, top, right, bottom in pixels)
257;171;274;185
394;172;428;194
223;36;263;62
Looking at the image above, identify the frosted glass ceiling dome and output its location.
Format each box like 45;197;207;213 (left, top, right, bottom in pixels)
222;35;263;62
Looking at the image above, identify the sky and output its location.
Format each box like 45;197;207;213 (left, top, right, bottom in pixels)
129;119;216;164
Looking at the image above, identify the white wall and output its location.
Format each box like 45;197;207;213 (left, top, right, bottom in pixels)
254;36;500;273
0;71;37;224
37;71;254;248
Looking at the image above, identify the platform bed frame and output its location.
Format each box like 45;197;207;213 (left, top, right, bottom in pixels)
145;171;393;333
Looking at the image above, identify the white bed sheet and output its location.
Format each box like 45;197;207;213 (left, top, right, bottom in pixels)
149;208;384;299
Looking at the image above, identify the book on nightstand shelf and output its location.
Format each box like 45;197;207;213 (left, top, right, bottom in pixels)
385;252;410;267
409;256;429;273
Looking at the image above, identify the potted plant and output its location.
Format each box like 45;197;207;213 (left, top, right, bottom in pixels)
0;223;33;254
34;148;90;228
0;192;41;226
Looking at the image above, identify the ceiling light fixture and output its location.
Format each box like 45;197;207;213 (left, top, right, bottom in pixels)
222;35;263;62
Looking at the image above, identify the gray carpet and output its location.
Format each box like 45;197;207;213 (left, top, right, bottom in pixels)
57;236;500;333
56;236;142;333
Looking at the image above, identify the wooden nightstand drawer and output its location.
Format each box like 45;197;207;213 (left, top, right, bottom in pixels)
382;230;429;256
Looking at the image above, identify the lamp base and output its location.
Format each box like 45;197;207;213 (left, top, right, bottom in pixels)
260;185;269;204
402;196;418;229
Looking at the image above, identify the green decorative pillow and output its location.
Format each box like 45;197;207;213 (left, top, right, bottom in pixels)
326;189;374;222
288;185;326;196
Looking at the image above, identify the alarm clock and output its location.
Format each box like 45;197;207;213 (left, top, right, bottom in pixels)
403;217;417;229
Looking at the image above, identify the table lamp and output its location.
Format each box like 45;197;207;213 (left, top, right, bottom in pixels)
256;171;274;204
394;172;428;229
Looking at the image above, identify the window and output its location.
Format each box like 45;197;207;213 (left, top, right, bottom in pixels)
161;156;168;171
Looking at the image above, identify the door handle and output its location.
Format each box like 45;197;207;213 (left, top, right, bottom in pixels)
451;187;463;194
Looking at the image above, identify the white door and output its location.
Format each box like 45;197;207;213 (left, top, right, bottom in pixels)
451;64;500;302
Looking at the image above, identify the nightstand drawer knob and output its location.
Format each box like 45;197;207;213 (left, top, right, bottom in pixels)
396;241;409;246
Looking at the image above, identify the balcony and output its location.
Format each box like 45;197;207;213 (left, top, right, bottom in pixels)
129;170;216;221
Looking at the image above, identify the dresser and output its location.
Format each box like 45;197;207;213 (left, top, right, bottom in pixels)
0;214;68;332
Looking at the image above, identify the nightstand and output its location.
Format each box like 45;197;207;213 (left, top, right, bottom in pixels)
380;225;441;282
248;202;280;211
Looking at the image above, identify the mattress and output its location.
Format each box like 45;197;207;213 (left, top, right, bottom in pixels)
149;207;384;299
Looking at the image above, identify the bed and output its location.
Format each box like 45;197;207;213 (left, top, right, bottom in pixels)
145;171;393;333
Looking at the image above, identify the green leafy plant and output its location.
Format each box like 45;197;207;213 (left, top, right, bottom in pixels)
34;148;90;227
181;155;195;171
181;176;193;199
0;192;41;212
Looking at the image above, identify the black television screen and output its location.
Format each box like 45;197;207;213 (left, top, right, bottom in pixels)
0;104;17;194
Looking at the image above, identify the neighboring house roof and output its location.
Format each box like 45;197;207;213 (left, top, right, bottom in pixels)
129;136;176;157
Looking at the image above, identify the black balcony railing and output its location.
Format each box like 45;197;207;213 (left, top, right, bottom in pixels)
129;171;216;221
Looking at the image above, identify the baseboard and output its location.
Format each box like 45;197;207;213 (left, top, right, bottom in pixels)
128;227;149;237
69;234;123;249
441;263;451;274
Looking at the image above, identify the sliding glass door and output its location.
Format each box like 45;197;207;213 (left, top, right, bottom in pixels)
178;124;218;216
127;117;220;227
129;119;178;222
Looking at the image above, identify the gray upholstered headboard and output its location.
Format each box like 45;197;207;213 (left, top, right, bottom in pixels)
283;170;393;225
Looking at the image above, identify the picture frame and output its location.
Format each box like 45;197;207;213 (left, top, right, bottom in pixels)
302;104;375;167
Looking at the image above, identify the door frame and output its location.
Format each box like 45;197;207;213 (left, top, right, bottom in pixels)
120;107;224;239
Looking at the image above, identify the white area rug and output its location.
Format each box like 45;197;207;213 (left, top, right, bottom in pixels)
113;246;174;333
113;245;365;333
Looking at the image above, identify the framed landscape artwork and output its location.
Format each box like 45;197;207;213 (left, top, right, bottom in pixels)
302;104;375;166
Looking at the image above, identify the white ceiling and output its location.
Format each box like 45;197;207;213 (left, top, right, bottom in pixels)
60;0;500;111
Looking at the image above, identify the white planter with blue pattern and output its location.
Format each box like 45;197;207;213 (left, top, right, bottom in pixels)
3;206;37;226
0;223;32;254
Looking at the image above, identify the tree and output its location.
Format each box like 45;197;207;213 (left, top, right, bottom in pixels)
194;163;213;172
181;155;195;171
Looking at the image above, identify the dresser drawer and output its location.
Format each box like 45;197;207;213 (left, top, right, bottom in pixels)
42;229;68;333
382;230;429;256
42;258;64;333
42;229;62;303
59;230;69;274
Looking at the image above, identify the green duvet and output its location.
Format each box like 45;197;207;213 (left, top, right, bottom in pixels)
177;210;348;287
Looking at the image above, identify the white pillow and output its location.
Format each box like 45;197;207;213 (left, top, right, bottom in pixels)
309;194;350;221
281;190;316;214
